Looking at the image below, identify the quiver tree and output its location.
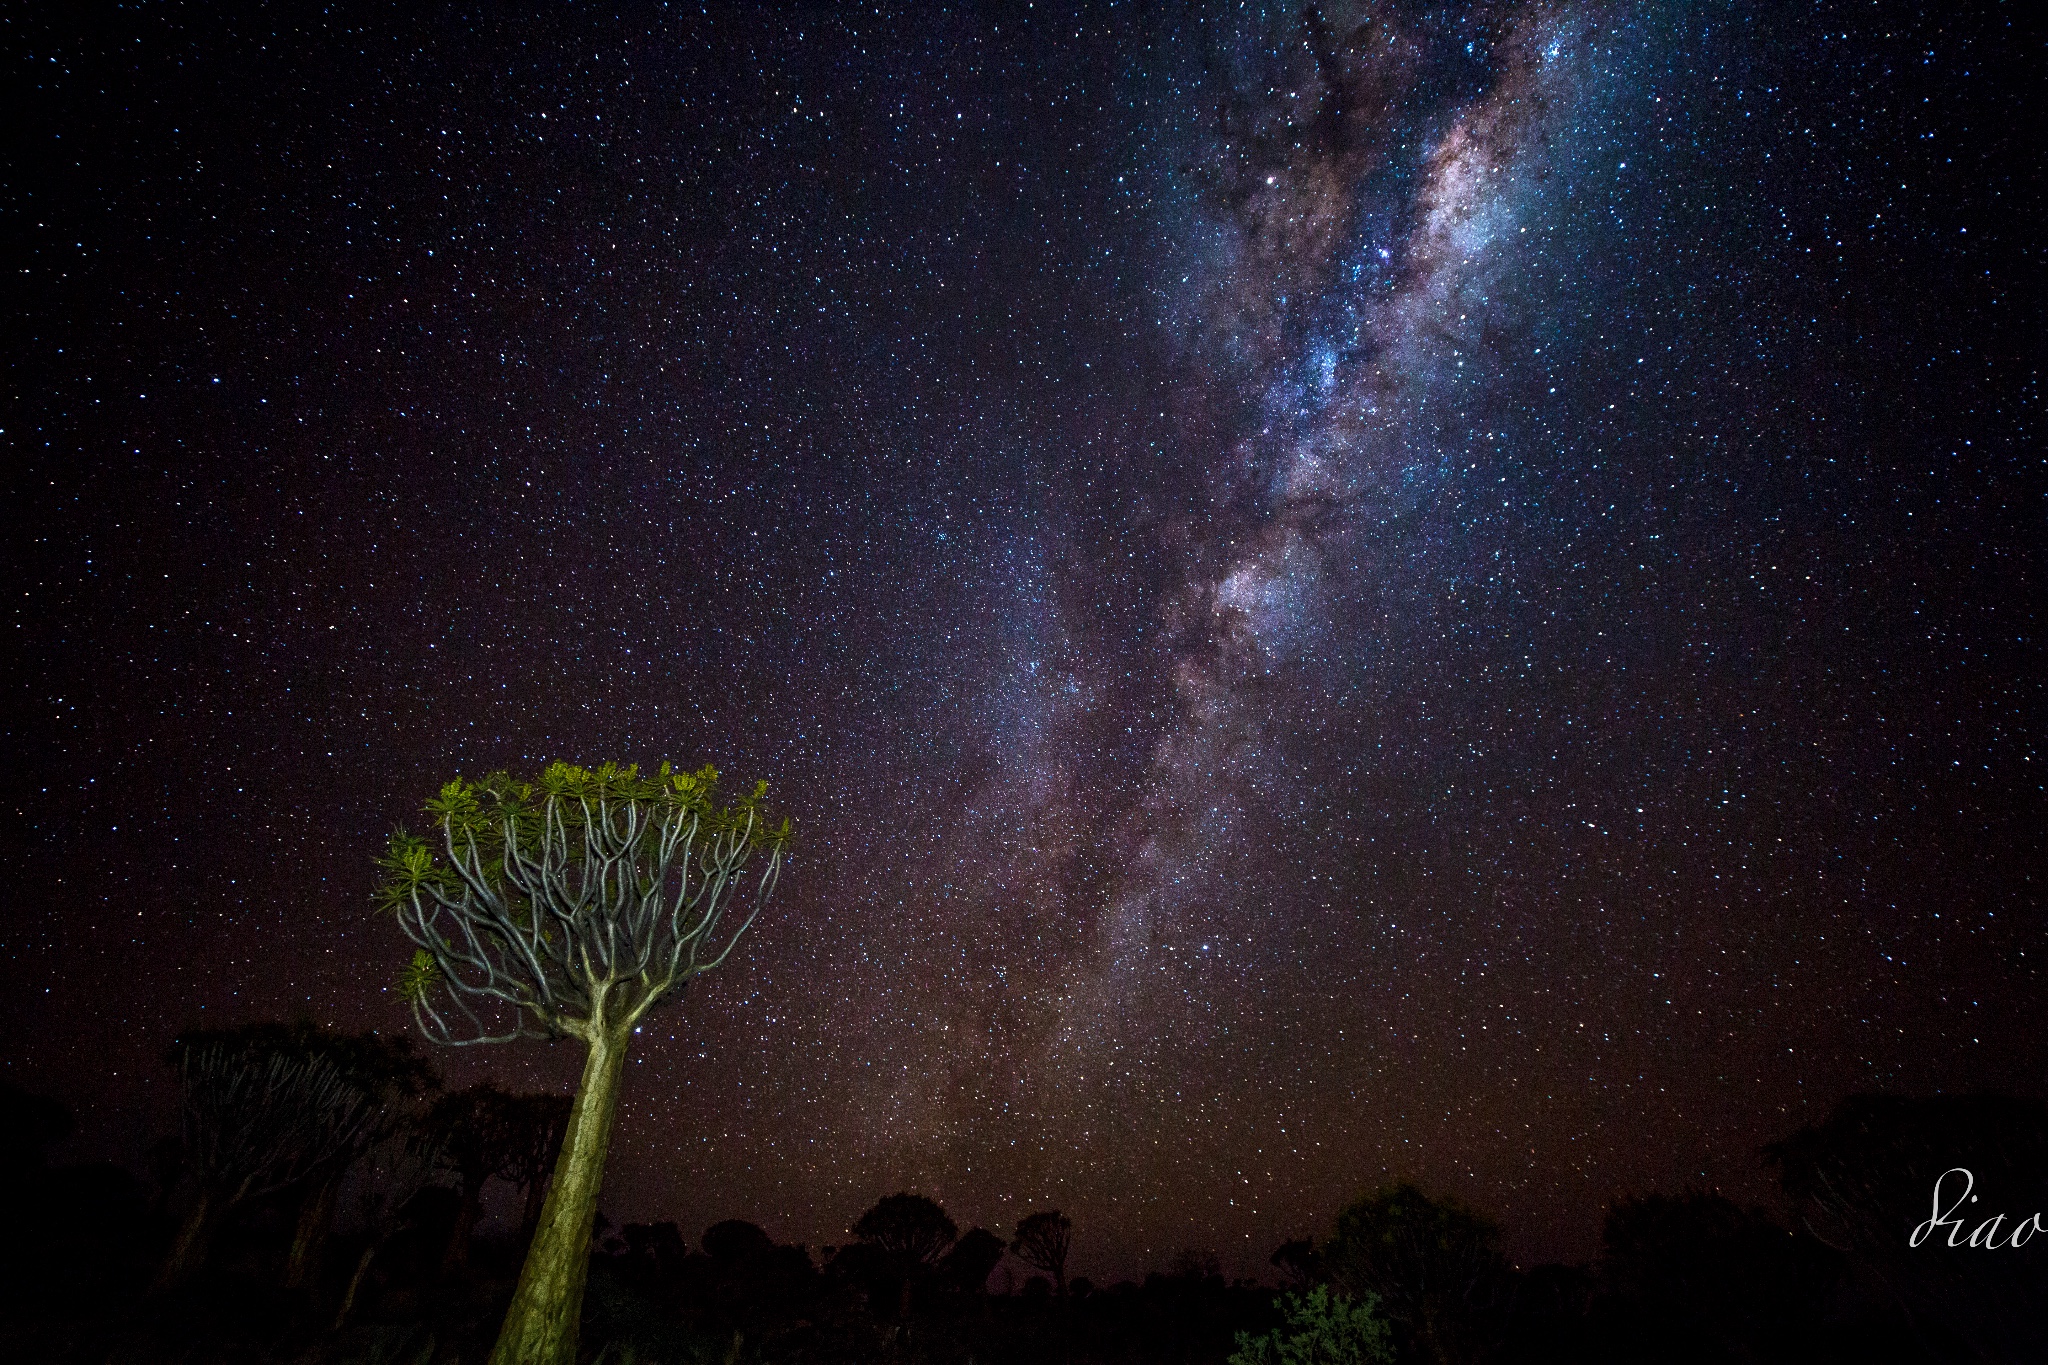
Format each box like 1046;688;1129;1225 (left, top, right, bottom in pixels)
941;1227;1008;1296
425;1083;521;1273
843;1193;957;1342
851;1193;959;1271
424;1083;574;1270
153;1028;390;1291
376;760;790;1365
334;1123;447;1329
1011;1210;1073;1298
281;1029;438;1290
1322;1185;1511;1365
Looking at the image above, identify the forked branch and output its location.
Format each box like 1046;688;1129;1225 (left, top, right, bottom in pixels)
377;761;790;1045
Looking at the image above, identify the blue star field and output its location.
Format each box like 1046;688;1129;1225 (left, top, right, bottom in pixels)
5;1;2039;1272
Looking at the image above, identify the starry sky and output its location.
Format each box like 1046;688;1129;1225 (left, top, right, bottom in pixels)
5;1;2041;1274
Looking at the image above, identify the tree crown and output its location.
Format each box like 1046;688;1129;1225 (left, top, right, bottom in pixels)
168;1028;397;1203
376;760;791;1046
852;1192;959;1266
1011;1210;1073;1276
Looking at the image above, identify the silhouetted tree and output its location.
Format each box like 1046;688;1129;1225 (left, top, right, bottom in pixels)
847;1192;957;1343
852;1193;959;1269
279;1027;438;1290
1495;1263;1592;1365
1102;1253;1271;1365
333;1124;447;1328
424;1082;524;1272
1322;1184;1509;1365
1270;1239;1323;1291
152;1027;388;1291
697;1218;820;1336
704;1218;777;1265
1013;1210;1074;1298
942;1227;1008;1295
0;1084;149;1351
377;760;789;1365
0;1079;74;1171
1766;1094;2048;1362
610;1220;690;1303
1596;1190;1838;1364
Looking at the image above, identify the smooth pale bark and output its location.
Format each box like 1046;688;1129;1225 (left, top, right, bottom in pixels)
485;1025;630;1365
519;1162;552;1241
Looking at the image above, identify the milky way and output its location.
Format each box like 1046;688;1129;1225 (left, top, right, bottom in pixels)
1101;6;1580;1001
7;1;2039;1274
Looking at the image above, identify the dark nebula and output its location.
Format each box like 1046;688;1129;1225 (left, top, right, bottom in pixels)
5;1;2040;1275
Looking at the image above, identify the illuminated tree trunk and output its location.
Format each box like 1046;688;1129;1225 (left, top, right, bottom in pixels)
382;764;789;1365
485;1025;629;1365
520;1169;551;1241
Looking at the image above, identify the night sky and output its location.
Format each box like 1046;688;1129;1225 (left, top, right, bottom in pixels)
5;1;2041;1276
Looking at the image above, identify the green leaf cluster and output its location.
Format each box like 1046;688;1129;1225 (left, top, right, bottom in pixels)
373;759;791;910
1229;1286;1392;1365
398;949;443;1003
373;826;459;913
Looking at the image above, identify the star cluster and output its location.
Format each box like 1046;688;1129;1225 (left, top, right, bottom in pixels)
5;1;2039;1274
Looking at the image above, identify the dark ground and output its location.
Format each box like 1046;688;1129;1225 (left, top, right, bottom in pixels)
4;1076;2042;1365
